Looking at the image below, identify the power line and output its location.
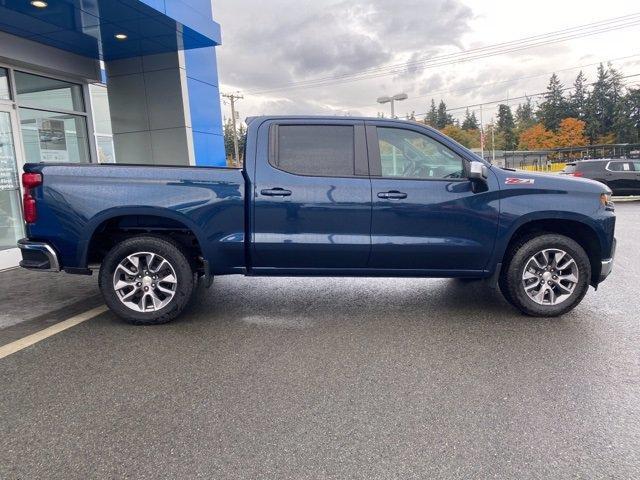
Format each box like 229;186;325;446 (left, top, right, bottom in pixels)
343;53;640;111
411;73;640;120
243;13;640;95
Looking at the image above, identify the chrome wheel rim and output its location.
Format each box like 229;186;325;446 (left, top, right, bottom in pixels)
522;248;579;306
112;252;177;312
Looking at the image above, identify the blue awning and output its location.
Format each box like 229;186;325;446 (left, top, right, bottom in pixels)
0;0;221;60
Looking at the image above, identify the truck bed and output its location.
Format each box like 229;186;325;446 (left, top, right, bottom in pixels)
23;163;246;274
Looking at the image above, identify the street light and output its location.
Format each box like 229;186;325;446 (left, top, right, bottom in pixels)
377;93;408;118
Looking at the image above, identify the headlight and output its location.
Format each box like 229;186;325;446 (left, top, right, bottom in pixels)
600;192;614;210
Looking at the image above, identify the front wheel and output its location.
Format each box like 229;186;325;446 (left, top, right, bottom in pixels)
499;234;591;317
99;235;195;325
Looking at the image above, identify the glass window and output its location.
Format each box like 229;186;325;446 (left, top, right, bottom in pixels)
0;69;10;100
377;127;464;179
0;112;24;250
89;84;112;135
19;108;90;163
96;135;116;163
608;161;631;172
14;71;84;112
632;162;640;172
274;125;354;176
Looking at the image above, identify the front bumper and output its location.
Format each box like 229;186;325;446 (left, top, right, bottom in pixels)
599;238;616;283
17;239;61;272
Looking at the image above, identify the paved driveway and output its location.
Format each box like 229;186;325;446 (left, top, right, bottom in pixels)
0;203;638;479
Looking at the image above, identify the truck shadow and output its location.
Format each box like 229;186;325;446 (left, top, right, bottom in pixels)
180;276;571;328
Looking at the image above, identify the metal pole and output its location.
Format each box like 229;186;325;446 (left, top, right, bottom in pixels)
479;105;484;159
390;99;395;119
222;93;243;166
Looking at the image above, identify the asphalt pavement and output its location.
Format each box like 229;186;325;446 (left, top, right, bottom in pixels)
0;203;639;479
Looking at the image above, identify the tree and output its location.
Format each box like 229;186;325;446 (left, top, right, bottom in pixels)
537;73;570;131
461;108;479;130
496;104;517;150
569;71;588;120
626;87;640;143
440;124;480;149
435;100;453;129
515;97;536;132
584;63;621;143
518;123;556;150
223;117;236;164
554;118;587;148
425;99;438;127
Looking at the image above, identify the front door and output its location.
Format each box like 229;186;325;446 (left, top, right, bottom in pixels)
252;120;372;270
0;105;25;270
366;121;500;273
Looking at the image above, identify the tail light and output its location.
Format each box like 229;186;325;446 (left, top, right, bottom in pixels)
22;172;42;223
571;172;584;177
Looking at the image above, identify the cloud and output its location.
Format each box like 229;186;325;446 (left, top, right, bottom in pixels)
215;0;474;94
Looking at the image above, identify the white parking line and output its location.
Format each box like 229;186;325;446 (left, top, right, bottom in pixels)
0;305;108;360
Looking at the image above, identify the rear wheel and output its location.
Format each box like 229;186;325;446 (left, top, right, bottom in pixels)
99;235;195;325
499;234;591;317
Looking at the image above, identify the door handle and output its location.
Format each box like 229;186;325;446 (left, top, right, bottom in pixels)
378;190;407;200
261;188;292;197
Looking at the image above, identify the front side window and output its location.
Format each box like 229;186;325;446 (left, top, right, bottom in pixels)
377;127;464;179
273;125;355;176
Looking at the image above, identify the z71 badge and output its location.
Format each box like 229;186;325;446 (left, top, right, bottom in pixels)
505;177;535;185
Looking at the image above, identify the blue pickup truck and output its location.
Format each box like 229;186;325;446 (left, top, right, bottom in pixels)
18;117;616;324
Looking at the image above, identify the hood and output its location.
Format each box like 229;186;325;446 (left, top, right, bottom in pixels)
493;168;611;194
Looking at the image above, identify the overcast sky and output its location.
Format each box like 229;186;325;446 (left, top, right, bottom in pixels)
213;0;640;124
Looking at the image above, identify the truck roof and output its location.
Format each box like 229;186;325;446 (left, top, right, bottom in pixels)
245;115;419;124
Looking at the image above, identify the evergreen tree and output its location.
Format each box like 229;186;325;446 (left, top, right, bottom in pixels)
461;108;479;130
436;100;453;129
585;63;616;142
223;118;236;162
515;97;536;131
569;71;588;120
627;88;640;143
537;73;570;131
425;99;438;127
496;104;517;150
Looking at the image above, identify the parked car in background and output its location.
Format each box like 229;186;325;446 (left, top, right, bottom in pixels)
562;159;640;196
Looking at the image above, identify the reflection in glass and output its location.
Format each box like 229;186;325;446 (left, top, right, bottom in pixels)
97;135;116;163
14;71;85;112
0;69;10;100
19;108;90;163
0;112;25;250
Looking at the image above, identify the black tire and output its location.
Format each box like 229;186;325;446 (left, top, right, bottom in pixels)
499;233;591;317
99;235;195;325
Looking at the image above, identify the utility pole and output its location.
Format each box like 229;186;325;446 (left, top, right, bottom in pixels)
491;118;496;163
479;104;484;160
222;92;243;166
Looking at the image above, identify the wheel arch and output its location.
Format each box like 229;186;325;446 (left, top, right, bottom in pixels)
78;207;208;268
498;214;604;286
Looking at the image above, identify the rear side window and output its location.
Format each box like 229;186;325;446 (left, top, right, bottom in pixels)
272;125;355;176
608;161;632;172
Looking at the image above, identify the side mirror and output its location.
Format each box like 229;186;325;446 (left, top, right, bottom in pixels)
468;161;488;182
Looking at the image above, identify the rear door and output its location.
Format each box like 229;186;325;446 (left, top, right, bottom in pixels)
605;161;636;195
366;121;499;272
251;120;372;270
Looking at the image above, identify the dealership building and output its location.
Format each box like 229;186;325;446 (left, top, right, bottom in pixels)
0;0;225;269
